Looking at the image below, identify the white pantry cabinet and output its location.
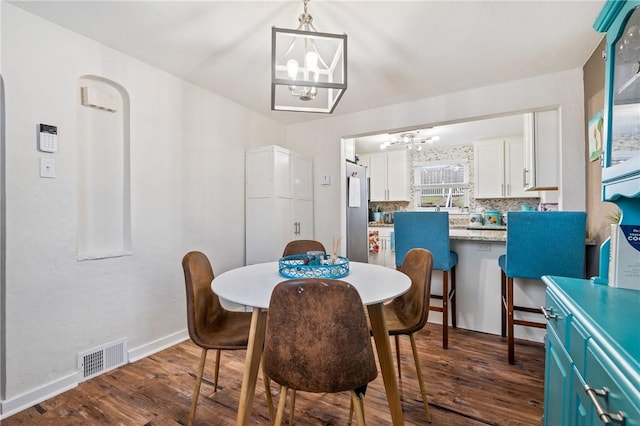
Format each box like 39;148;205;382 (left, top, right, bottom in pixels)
523;110;559;191
474;137;534;199
368;150;410;201
245;145;313;265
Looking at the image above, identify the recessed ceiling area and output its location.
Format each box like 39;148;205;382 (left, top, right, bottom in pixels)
353;113;526;153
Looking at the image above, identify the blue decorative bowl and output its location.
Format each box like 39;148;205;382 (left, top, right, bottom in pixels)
278;254;349;279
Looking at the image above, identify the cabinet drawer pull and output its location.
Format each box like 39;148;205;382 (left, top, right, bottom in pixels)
584;385;625;425
540;306;557;320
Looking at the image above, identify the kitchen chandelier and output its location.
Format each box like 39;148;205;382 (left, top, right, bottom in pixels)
380;133;440;150
271;0;347;113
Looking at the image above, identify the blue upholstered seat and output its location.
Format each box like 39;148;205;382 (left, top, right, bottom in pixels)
499;211;587;364
394;211;458;349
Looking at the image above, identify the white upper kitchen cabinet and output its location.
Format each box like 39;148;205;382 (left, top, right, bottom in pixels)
245;145;313;265
523;110;559;191
474;137;534;198
368;150;410;201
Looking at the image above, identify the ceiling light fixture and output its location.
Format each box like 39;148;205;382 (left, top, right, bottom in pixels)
380;133;440;150
271;0;347;113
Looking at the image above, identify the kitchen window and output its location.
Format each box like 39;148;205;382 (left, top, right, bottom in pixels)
414;160;469;211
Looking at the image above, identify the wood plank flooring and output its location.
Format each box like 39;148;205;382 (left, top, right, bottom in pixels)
3;323;545;425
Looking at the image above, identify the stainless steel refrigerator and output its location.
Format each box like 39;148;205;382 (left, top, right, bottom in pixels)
346;161;369;262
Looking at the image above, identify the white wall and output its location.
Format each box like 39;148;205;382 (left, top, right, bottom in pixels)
284;69;587;251
0;1;589;416
0;3;284;415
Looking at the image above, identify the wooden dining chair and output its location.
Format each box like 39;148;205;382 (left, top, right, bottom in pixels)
351;248;434;424
499;211;586;364
181;251;253;426
282;239;326;256
263;278;378;425
388;248;434;422
272;239;327;423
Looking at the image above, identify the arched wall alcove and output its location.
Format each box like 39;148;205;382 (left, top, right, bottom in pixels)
76;75;131;260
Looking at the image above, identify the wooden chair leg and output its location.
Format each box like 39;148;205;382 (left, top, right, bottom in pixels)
507;277;515;364
188;348;208;426
410;334;432;423
262;358;274;424
394;335;402;379
442;270;449;349
274;385;289;426
213;349;221;392
288;389;296;426
350;390;367;425
450;266;457;329
501;270;507;338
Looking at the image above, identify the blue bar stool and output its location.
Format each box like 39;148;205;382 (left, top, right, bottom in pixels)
394;211;458;349
499;211;587;364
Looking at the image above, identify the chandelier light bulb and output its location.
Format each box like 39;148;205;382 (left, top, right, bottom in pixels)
305;51;319;71
287;59;299;79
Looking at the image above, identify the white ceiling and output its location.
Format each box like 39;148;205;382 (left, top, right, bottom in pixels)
10;0;605;127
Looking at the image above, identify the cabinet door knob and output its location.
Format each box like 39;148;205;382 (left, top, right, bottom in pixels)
584;385;625;425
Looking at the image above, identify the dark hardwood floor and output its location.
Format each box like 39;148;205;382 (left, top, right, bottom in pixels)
3;323;545;425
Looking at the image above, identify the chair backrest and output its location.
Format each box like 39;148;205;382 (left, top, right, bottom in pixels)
392;248;434;333
394;211;453;270
282;240;326;256
263;278;378;393
504;211;587;280
181;251;224;347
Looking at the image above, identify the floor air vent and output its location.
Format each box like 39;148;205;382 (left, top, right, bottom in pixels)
77;338;127;381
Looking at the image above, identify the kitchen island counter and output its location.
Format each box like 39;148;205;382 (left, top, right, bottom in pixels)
369;222;506;242
449;226;506;242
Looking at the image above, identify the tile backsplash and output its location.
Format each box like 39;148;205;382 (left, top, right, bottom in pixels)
367;143;542;218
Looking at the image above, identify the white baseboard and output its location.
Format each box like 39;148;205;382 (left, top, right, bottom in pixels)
0;372;78;419
0;328;189;420
127;328;189;363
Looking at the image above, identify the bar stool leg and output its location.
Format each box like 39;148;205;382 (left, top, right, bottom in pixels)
442;270;449;349
507;277;515;364
501;271;507;338
450;266;457;329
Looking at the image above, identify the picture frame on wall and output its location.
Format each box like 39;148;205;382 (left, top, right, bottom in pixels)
588;110;604;162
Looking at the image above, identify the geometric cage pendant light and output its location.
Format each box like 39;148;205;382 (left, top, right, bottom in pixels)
271;0;347;113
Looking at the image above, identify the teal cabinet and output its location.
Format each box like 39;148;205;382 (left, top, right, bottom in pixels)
542;276;640;426
594;0;640;203
544;325;572;425
593;0;640;285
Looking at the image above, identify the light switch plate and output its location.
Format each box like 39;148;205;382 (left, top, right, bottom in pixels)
321;175;332;185
40;158;56;178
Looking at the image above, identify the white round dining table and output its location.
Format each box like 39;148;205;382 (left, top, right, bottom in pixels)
213;260;410;309
212;260;411;426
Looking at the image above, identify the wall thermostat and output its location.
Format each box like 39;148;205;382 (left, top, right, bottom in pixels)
38;123;58;153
